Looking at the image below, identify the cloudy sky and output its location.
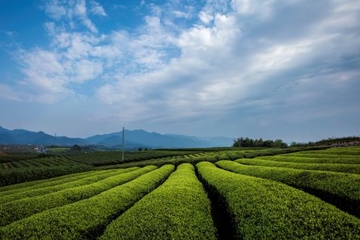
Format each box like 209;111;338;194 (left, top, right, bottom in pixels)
0;0;359;142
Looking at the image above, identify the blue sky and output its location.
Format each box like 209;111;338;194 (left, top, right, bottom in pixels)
0;0;359;142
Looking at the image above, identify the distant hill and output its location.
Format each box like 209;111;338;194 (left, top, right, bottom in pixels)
0;126;233;149
0;126;87;146
85;129;233;148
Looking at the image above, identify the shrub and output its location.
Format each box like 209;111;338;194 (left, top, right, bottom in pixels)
236;158;360;174
100;163;217;240
216;160;360;218
0;167;145;226
197;162;360;239
0;165;174;239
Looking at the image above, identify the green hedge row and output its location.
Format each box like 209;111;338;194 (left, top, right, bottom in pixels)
0;164;94;187
0;164;174;239
197;162;360;239
0;168;138;205
100;163;217;240
0;168;111;194
216;160;360;218
0;156;78;169
260;154;360;164
0;166;151;226
236;158;360;174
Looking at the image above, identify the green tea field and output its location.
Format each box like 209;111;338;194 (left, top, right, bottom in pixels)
0;147;359;239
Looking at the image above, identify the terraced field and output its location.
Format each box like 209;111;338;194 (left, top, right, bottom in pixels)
0;147;359;239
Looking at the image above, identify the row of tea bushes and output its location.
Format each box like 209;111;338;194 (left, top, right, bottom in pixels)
197;161;360;239
100;163;217;240
216;160;360;218
0;166;149;226
0;165;174;239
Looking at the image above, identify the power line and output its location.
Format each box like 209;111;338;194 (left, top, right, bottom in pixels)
122;127;125;162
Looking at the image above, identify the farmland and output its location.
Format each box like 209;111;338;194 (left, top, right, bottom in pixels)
0;146;359;239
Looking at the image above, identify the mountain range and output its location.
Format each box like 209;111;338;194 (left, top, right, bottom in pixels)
0;126;233;149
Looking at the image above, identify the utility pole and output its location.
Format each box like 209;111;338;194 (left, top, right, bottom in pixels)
122;127;125;162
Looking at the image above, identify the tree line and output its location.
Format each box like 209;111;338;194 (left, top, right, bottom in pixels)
233;136;360;148
233;137;287;148
290;136;360;147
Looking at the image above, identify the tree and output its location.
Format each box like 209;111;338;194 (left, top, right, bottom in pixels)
232;137;287;148
273;139;287;148
71;144;82;152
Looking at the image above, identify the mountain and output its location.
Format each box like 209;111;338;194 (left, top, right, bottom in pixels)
0;126;233;149
86;130;230;149
0;126;88;146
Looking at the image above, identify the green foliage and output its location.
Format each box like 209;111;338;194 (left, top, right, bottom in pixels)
197;161;360;239
0;168;110;193
259;155;360;164
95;148;300;169
323;146;360;155
0;164;174;240
0;146;359;238
233;137;287;148
0;153;46;163
100;163;217;240
0;163;93;187
259;147;360;164
0;167;144;226
291;136;360;147
69;150;199;166
0;147;315;186
0;168;136;204
70;144;82;152
236;158;360;174
216;160;360;218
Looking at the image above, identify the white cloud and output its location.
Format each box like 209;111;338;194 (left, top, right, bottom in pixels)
89;1;107;16
250;41;312;72
74;59;103;83
44;0;67;20
231;0;275;19
173;10;191;19
0;84;22;101
199;11;214;24
15;49;72;103
313;1;360;33
65;33;93;60
73;0;98;33
3;0;360;133
45;0;99;33
73;0;359;125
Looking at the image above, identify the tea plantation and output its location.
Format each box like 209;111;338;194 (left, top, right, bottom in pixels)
0;147;359;239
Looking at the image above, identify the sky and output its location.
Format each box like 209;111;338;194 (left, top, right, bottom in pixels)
0;0;359;142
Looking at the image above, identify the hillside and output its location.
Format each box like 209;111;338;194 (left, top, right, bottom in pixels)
0;126;232;149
